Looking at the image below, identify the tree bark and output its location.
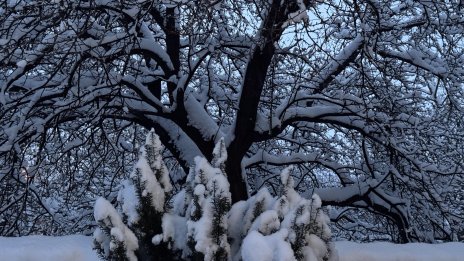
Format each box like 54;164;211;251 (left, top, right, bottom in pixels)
226;1;287;203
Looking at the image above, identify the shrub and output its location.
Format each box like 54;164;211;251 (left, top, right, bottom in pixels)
94;130;336;261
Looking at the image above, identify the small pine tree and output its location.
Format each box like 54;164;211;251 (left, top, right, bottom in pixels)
156;155;232;261
94;129;173;261
94;132;336;261
126;130;172;260
237;166;335;261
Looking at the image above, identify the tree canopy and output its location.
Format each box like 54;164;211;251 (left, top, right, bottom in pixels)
1;0;463;242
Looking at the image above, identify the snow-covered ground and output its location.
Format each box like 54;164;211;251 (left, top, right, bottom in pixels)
0;235;463;261
0;235;98;261
335;241;464;261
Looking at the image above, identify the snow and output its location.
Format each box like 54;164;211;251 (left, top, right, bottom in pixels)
0;235;463;261
249;210;280;235
242;230;296;261
336;241;464;261
228;200;248;259
139;22;174;71
149;115;203;166
117;180;140;225
93;197;138;260
241;231;275;261
153;213;188;251
306;234;329;260
134;156;166;212
241;188;275;237
0;235;98;261
212;137;227;169
16;60;27;68
184;95;221;141
282;0;309;28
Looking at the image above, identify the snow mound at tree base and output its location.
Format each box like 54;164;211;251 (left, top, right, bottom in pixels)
1;235;463;261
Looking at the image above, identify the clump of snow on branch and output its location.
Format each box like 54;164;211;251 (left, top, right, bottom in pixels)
93;197;138;261
117;180;139;225
242;230;296;261
283;0;309;28
212;137;227;172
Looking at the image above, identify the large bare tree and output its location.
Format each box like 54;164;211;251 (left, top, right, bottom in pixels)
1;0;463;242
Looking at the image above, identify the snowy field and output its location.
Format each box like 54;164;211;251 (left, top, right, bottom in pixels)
335;241;464;261
0;235;463;261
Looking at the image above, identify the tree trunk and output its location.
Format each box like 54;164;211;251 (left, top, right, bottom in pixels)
225;156;248;203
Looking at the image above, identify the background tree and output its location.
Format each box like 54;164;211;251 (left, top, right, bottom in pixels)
0;0;463;242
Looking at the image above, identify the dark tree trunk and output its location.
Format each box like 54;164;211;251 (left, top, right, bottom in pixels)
224;1;288;203
225;155;249;203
